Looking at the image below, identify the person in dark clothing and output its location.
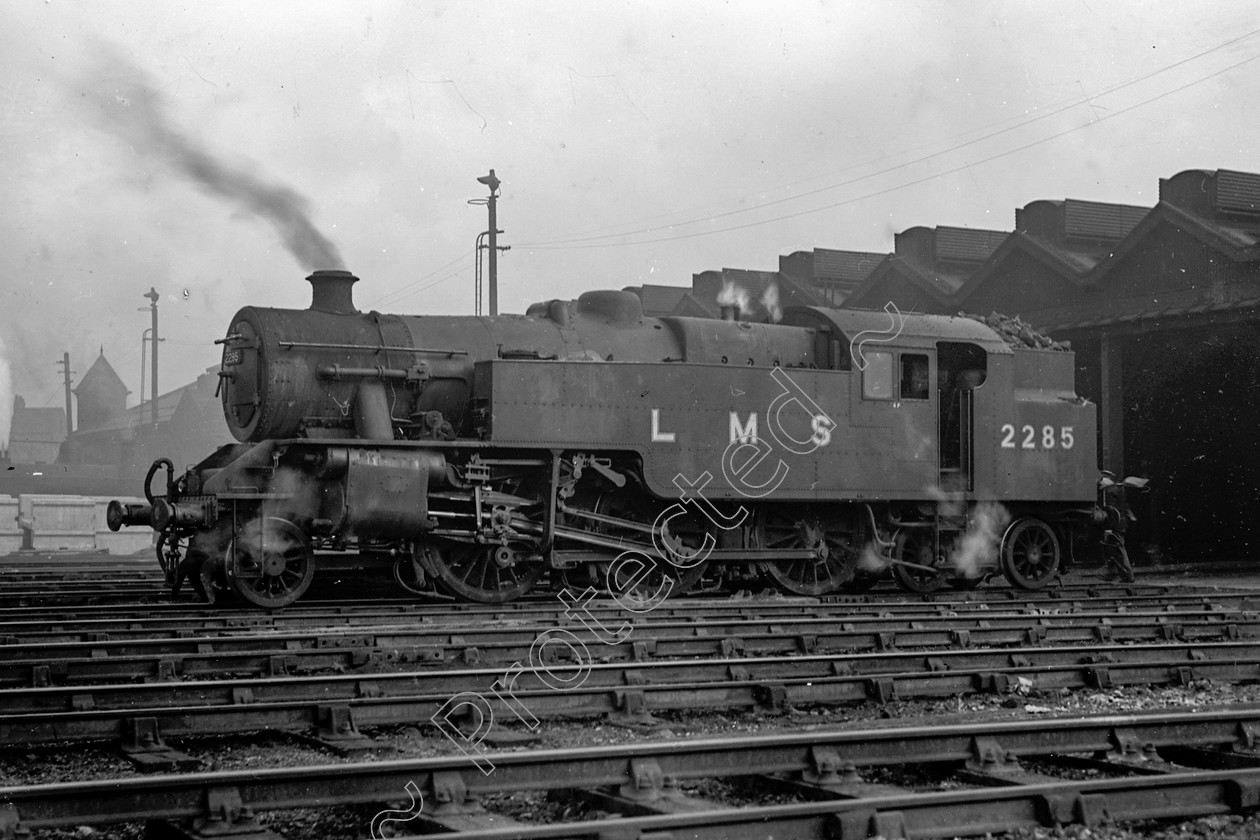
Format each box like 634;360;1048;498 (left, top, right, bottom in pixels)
1097;470;1135;582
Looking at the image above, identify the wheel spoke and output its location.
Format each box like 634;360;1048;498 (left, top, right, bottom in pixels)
228;517;314;609
426;541;544;604
760;505;858;596
562;491;711;598
1001;518;1060;590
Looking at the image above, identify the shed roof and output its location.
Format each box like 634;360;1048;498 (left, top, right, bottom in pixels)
781;248;887;284
629;284;691;317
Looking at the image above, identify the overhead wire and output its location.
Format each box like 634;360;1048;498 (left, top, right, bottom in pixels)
519;27;1260;249
366;251;475;309
521;47;1260;250
370;26;1260;304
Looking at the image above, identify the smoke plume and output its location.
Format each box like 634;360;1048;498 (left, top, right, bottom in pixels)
81;46;344;271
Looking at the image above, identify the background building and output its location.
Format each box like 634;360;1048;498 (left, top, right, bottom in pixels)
5;361;232;497
7;397;67;465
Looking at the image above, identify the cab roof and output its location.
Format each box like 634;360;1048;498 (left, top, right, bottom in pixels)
783;306;1013;355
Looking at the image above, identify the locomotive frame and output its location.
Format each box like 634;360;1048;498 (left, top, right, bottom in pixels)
110;271;1100;607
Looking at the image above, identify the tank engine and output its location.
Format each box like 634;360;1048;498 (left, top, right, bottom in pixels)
109;270;1099;607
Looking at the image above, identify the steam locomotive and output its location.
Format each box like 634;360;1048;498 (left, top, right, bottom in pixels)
108;270;1099;608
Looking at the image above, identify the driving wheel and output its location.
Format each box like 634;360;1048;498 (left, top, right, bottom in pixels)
559;492;711;599
757;505;860;596
425;540;546;604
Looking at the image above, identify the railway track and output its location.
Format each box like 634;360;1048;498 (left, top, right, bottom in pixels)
0;603;1257;687
3;637;1260;752
2;568;1259;837
0;552;1224;607
0;581;1252;629
6;707;1260;838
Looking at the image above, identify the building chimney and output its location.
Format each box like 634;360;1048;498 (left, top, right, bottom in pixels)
307;270;359;315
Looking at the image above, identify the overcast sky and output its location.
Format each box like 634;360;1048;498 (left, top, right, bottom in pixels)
2;1;1258;445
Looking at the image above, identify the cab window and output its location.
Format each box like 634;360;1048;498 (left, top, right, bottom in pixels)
900;354;930;400
862;350;894;399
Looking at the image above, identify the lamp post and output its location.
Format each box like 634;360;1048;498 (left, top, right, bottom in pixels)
469;170;507;316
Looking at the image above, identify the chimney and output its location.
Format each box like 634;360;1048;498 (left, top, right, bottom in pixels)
720;305;739;322
307;270;359;315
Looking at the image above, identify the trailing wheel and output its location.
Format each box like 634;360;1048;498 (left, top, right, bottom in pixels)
1000;517;1061;590
226;517;315;609
891;527;948;593
424;540;546;604
756;505;860;596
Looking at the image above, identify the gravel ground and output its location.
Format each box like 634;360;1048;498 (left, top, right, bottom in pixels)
7;678;1260;838
6;568;1260;840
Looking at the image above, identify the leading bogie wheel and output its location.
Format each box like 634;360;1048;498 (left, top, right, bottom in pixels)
1000;517;1061;590
227;517;315;609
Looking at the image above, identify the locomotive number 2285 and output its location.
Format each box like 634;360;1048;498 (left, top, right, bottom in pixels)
1000;424;1075;450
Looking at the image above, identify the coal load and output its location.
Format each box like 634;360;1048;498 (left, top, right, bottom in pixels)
959;311;1071;351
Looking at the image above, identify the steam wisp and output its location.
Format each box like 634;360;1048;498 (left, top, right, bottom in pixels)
717;280;750;316
717;279;783;322
858;540;890;574
760;283;782;322
950;501;1011;579
263;467;322;524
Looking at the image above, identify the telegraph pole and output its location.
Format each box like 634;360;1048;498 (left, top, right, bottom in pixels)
140;329;149;407
56;352;73;437
139;328;164;408
143;287;159;428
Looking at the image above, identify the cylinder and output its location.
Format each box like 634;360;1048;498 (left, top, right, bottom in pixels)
318;448;447;537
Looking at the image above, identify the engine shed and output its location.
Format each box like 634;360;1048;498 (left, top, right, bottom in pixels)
842;167;1260;563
